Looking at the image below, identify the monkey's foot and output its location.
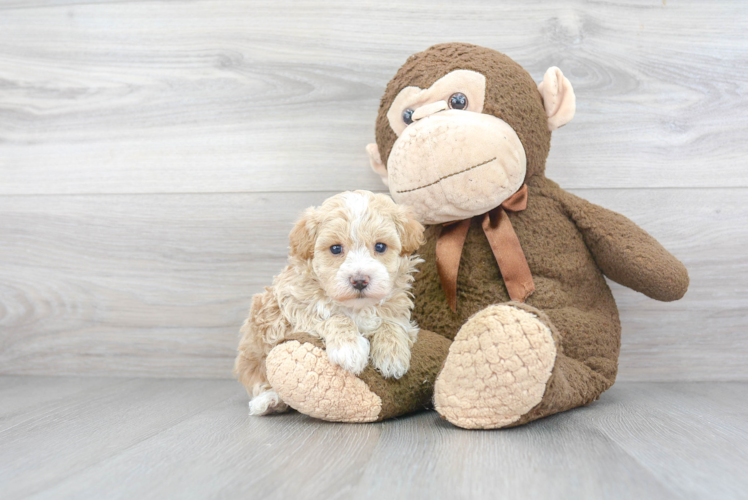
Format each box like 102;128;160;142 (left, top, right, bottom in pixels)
266;340;382;423
266;330;451;423
434;303;557;429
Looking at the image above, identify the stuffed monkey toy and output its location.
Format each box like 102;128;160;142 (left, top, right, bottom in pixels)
263;43;689;429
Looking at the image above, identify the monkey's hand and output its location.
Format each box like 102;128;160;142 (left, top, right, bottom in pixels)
557;189;689;302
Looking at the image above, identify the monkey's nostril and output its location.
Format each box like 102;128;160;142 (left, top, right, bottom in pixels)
350;275;370;291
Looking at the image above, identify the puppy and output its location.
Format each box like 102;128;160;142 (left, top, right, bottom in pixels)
233;190;425;416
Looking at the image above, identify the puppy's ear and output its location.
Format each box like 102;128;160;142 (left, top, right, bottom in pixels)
288;207;318;260
395;205;425;255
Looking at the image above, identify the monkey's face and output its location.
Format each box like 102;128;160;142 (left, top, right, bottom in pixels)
383;70;526;225
367;44;576;226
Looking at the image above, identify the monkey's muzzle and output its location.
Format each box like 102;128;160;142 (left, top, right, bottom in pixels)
386;110;527;225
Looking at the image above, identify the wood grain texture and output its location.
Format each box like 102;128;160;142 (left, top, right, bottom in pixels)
2;377;746;500
0;1;746;381
0;375;120;432
0;188;745;381
0;0;746;194
591;382;748;499
0;377;240;499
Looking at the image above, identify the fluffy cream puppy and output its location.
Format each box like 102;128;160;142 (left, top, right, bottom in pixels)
234;191;425;416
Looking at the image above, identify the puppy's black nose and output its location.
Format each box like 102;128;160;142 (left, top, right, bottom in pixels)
350;276;369;291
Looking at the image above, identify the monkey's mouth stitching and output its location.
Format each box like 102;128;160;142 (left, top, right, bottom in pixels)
395;157;497;194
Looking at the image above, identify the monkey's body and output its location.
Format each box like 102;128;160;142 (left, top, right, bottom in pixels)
262;43;688;429
413;179;622;425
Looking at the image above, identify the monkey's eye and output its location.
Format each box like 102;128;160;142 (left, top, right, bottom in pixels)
374;242;387;254
330;245;343;255
402;109;414;125
449;93;468;110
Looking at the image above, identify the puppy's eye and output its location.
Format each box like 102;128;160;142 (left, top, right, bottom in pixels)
330;245;343;255
449;92;468;110
374;242;387;254
402;109;414;125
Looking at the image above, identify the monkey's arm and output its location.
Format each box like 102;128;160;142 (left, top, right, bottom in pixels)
555;190;689;301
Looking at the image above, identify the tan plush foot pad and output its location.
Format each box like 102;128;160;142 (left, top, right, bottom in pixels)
433;304;557;429
266;341;382;423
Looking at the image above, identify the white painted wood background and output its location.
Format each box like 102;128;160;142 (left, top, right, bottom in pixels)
0;0;746;381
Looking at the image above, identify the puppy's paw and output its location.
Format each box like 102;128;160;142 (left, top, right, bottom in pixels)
371;336;411;379
326;335;370;375
249;389;289;416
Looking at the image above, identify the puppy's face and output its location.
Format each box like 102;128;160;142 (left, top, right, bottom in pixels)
289;191;424;309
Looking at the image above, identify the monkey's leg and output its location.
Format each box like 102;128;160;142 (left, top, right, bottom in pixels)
433;303;618;429
265;330;451;423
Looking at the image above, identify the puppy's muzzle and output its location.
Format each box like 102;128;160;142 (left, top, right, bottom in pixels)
350;275;370;291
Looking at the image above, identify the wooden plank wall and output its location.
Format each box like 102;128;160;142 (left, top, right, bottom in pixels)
1;0;746;381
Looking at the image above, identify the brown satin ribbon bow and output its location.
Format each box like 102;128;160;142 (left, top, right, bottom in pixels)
435;184;535;312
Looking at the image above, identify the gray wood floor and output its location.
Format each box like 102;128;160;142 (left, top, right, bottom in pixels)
1;376;746;500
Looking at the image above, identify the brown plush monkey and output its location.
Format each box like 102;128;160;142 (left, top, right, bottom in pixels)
262;43;689;429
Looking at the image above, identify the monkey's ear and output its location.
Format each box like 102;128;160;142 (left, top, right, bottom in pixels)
366;143;389;187
288;207;318;260
538;67;576;131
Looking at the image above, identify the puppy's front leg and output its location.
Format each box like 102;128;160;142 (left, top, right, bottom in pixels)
370;322;416;379
321;315;369;375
